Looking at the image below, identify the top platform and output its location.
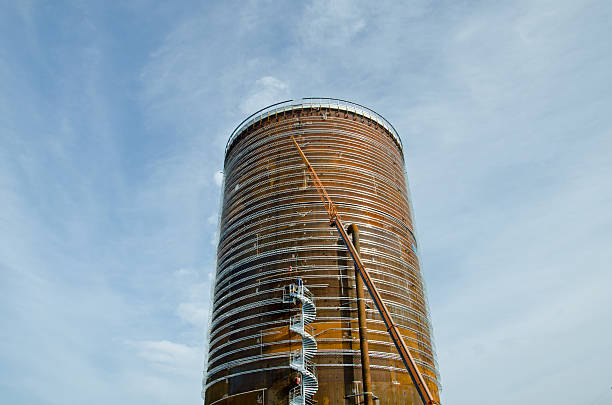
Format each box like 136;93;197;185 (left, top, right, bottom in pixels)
226;97;403;156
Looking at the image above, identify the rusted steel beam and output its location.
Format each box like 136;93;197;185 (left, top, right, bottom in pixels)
347;224;374;405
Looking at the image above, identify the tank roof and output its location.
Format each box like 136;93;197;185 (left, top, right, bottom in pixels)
226;97;403;156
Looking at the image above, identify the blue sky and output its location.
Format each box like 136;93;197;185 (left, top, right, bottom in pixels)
1;1;611;404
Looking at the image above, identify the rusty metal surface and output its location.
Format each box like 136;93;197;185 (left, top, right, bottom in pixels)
205;104;440;404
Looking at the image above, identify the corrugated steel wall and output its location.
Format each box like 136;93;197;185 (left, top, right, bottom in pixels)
205;101;440;405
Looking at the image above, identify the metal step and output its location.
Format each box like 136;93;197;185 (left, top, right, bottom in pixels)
287;280;318;405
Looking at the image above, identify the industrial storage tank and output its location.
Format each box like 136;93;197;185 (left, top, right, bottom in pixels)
204;98;440;405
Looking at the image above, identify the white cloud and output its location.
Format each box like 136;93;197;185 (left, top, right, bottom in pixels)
172;271;212;330
298;0;367;47
177;302;209;328
239;76;289;114
174;268;196;277
213;170;223;187
130;340;203;376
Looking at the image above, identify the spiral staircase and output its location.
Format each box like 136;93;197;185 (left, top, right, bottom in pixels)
283;279;318;405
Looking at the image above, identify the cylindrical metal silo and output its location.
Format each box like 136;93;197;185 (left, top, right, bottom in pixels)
205;98;440;405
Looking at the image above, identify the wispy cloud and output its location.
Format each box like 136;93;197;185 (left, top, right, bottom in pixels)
213;171;223;187
129;340;203;375
240;76;290;114
298;0;367;47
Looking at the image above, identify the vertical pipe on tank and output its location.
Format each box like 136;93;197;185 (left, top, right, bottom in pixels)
347;224;373;405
